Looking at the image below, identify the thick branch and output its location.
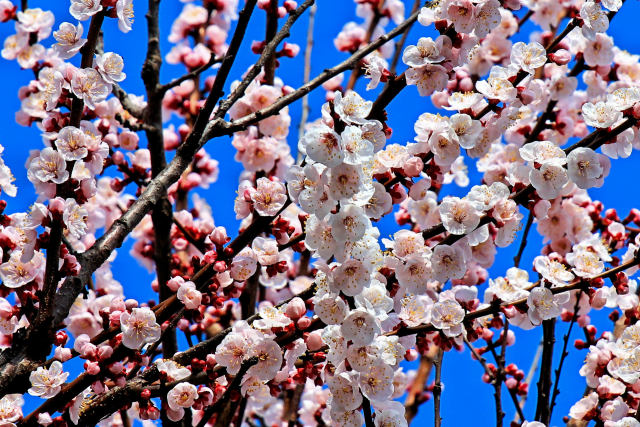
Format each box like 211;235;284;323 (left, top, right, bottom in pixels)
535;318;556;424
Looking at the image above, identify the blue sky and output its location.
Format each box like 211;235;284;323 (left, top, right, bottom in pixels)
2;0;640;425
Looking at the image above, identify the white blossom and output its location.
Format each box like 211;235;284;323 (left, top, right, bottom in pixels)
70;68;111;110
120;307;162;349
116;0;134;33
334;90;372;125
530;163;569;200
430;299;465;337
510;42;547;74
250;177;287;216
28;361;68;398
70;0;102;20
402;36;446;68
340;308;380;346
582;101;622;128
95;52;126;84
527;287;569;325
247;338;283;381
177;280;202;309
439;196;481;235
567;147;609;189
53;22;86;59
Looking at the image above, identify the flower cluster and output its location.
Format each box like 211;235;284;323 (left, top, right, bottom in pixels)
0;0;640;426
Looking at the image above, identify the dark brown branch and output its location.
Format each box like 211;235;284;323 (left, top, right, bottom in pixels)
263;0;279;85
362;395;375;427
112;83;145;119
50;0;260;336
535;318;556;424
513;212;533;268
141;0;180;382
205;358;259;427
549;290;584;420
367;72;406;121
69;10;106;126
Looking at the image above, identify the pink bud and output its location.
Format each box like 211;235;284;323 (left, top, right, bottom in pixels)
430;91;450;109
81;343;97;359
306;330;324;351
405;349;419;362
167;277;183;292
283;1;297;11
403;157;424;177
285;297;306;320
48;197;65;216
502;305;517;318
110;298;126;313
214;260;227;273
178;123;191;140
74;334;91;353
297;316;312;329
257;0;271;9
97;345;114;361
505;377;518;390
177;318;190;331
574;122;589;138
281;42;300;58
481;328;494;341
125;299;139;310
109;362;124;375
119;131;139;150
595;64;611;76
277;6;287;17
458;77;474;92
210;226;229;246
251;40;266;54
518;87;535;105
163;127;180;150
505;330;515;346
91;380;105;394
203;250;217;264
85;361;101;375
548;49;571;65
54;347;72;362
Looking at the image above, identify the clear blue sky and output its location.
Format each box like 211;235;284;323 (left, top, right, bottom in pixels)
2;0;640;425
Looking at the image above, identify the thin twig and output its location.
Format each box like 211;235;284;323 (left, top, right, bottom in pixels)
434;348;444;427
513;212;534;268
297;3;316;162
210;1;431;137
549;290;584;419
389;0;421;74
158;55;222;93
513;341;543;423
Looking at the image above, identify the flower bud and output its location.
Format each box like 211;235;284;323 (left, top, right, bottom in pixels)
285;297;306;320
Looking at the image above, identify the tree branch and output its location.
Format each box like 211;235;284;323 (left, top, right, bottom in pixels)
434;348;444;427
